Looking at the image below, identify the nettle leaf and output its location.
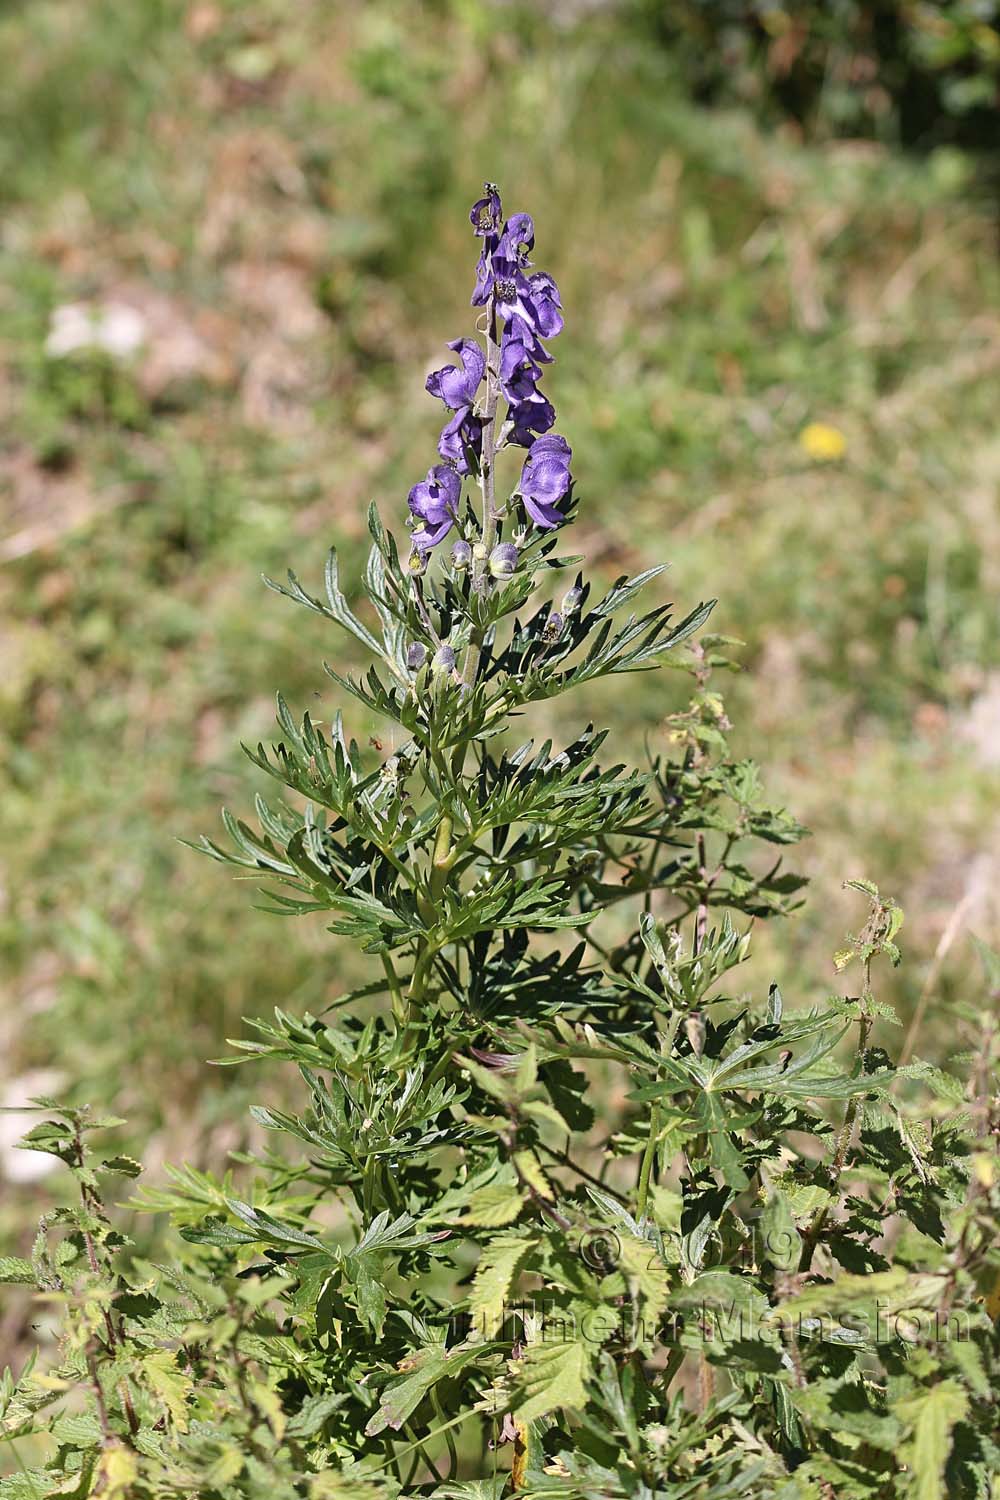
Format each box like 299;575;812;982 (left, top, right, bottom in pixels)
468;1235;534;1337
460;1181;526;1228
894;1381;969;1500
0;1258;35;1285
141;1349;192;1432
513;1337;593;1424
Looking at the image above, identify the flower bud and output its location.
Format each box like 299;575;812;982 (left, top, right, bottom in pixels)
561;586;583;615
406;642;427;670
432;644;456;674
489;543;518;579
407;547;427;577
450;540;472;571
472;542;488;563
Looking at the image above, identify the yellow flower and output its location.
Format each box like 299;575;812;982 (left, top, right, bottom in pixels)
799;421;846;462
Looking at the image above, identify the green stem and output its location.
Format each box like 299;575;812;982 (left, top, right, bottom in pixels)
381;952;406;1030
636;1101;661;1221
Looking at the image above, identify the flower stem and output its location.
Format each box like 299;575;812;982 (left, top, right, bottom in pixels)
462;294;499;690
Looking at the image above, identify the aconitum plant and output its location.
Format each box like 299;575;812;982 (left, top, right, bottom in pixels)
2;187;999;1500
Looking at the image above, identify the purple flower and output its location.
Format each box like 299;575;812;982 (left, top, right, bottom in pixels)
499;332;555;444
505;312;553;365
426;338;485;411
470;185;503;238
526;272;563;340
517;434;572;530
497;213;534;265
499;335;542;404
508;396;555;447
491;257;541;330
472;246;493;307
437;409;483;474
408;464;461;550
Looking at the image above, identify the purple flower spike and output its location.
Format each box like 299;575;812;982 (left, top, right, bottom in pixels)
426;339;485;411
408;464;461;550
517;434;572;530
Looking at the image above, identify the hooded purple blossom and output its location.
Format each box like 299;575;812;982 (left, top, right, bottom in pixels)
517;433;572;530
426;338;485;411
437;408;483;474
525;272;563;339
408;464;461;550
470;185;503;238
500;334;555;446
499;336;542;404
425;338;484;474
508;395;555;447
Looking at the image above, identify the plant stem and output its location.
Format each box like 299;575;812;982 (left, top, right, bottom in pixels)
381;952;405;1030
462;294;499;690
636;1101;661;1220
798;961;873;1272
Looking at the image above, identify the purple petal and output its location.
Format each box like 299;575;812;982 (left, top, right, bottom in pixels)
508;396;555;447
471;246;493;307
470;185;503;238
437;408;483;474
518;433;572;529
408;465;461;547
527;272;564;339
426;338;485;410
498;213;534;263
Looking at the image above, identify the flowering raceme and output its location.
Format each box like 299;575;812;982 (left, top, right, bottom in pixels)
409;182;572;566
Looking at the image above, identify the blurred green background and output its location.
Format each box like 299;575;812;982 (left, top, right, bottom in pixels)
2;0;999;1220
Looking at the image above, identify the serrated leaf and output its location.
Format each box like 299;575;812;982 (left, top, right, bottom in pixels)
0;1257;35;1285
461;1182;526;1227
514;1338;592;1423
95;1443;138;1498
895;1381;968;1500
142;1349;192;1432
468;1236;533;1337
513;1148;553;1201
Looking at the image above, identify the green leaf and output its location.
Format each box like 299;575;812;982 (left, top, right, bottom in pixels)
514;1337;593;1423
894;1381;968;1500
461;1182;526;1227
142;1349;192;1431
468;1236;534;1337
0;1257;35;1285
364;1345;480;1437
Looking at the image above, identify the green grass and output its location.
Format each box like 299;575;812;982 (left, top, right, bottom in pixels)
2;0;998;1223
